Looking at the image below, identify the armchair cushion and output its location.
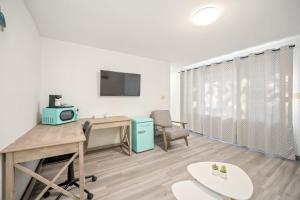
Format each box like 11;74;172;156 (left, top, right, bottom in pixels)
151;110;172;127
165;126;189;140
157;125;189;140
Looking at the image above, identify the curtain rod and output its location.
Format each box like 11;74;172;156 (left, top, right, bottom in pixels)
179;44;295;73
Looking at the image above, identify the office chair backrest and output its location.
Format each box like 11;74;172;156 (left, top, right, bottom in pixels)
83;124;92;153
82;121;91;133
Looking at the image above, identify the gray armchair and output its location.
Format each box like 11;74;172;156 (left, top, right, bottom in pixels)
151;110;189;151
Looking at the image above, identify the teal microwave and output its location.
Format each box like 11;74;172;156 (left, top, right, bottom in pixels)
42;106;79;125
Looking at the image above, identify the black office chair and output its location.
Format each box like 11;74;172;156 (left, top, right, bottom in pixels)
82;120;91;133
43;121;97;199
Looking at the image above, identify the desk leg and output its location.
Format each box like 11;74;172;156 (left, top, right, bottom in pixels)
78;142;85;200
129;123;132;156
119;126;123;153
6;153;15;200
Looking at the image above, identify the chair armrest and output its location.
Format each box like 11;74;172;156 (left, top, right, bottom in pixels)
154;123;167;129
172;121;188;128
172;121;188;125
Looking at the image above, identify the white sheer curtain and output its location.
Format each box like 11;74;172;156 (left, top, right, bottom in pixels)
236;46;294;158
181;46;295;159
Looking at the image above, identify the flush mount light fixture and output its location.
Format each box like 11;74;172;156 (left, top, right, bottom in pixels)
192;6;221;26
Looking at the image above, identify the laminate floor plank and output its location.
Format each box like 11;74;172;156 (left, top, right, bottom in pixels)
30;133;300;200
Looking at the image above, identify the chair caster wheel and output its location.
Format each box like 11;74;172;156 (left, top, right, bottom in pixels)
87;193;94;199
43;191;50;198
92;176;97;182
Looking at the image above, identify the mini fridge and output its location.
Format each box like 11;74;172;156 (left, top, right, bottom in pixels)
132;117;154;153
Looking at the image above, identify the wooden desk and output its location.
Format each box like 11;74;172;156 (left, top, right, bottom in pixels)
83;116;132;156
0;121;86;200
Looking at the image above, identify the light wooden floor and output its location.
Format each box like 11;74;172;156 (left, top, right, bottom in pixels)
31;133;300;200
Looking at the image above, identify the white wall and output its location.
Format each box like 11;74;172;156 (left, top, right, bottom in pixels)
170;35;300;156
41;38;170;146
0;0;41;199
170;64;181;121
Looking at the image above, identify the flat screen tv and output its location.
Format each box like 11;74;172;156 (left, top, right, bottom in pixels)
100;70;141;96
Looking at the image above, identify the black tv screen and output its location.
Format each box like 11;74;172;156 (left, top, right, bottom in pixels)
100;70;141;96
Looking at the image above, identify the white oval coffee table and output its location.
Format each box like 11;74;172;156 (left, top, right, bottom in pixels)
172;180;223;200
187;162;253;200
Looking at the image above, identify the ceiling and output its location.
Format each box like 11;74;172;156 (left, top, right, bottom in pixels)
25;0;300;66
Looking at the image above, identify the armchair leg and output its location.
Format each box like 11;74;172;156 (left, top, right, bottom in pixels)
167;140;171;148
162;132;168;151
184;136;188;146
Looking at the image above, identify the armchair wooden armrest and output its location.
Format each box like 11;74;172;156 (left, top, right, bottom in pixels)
172;121;188;128
172;121;188;124
154;123;167;129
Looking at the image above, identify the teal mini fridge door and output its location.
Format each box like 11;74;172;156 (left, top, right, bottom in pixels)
132;117;154;153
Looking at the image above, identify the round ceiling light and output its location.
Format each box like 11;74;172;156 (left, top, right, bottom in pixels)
192;7;221;26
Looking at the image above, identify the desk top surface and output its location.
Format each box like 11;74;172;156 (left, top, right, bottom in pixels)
82;116;131;124
1;116;132;154
1;121;86;154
